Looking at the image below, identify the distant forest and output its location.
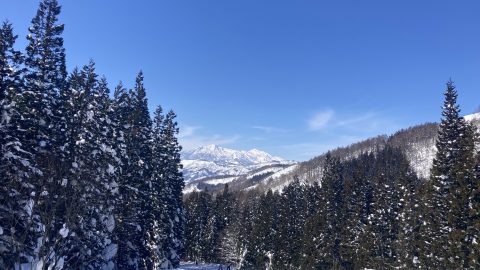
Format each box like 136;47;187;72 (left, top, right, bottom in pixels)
184;82;480;269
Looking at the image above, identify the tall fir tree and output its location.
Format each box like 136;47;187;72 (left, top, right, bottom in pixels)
0;21;38;268
470;147;480;267
55;63;117;268
117;71;153;269
148;106;169;268
274;177;306;269
317;153;344;269
420;81;475;268
111;81;132;268
22;0;69;267
160;109;185;267
184;191;213;262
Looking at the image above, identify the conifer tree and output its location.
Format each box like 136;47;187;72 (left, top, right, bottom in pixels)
317;154;344;269
116;72;153;269
55;63;117;268
184;191;213;262
111;81;132;268
245;189;278;269
0;21;38;268
160;110;185;267
148;106;169;268
274;177;307;269
420;81;474;268
470;149;480;267
22;0;69;266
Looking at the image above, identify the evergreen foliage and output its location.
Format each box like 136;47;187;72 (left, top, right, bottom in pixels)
0;1;185;268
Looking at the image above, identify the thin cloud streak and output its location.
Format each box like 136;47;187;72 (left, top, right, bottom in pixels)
179;124;240;151
307;109;334;131
252;125;289;134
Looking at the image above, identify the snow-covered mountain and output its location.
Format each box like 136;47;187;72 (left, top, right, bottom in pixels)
181;145;294;182
184;112;480;194
255;112;480;192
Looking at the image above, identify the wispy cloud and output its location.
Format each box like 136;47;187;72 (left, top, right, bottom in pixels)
279;135;365;161
179;124;240;151
178;125;201;138
307;109;334;131
252;125;289;134
336;112;376;127
307;110;398;134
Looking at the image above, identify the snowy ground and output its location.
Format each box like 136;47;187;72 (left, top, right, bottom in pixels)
178;262;235;270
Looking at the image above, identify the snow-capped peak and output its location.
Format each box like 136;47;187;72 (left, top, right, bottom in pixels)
182;145;285;166
181;145;293;182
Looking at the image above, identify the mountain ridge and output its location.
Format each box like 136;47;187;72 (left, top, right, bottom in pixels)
181;144;294;182
183;112;480;194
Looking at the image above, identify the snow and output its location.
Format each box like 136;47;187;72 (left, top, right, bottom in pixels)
182;144;294;183
178;262;235;270
1;109;11;125
86;110;94;121
105;214;115;233
204;176;237;185
59;224;69;238
183;184;201;194
107;164;115;174
245;166;284;180
55;257;65;270
464;112;480;122
75;138;85;145
25;199;34;216
266;164;298;180
102;243;117;261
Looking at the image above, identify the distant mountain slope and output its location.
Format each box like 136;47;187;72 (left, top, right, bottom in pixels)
181;144;294;183
256;112;480;192
183;113;480;194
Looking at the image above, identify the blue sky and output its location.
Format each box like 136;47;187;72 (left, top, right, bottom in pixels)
2;0;480;161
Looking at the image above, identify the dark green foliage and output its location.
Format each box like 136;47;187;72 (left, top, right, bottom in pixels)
419;81;478;269
184;191;214;262
0;21;38;268
184;147;429;270
0;1;186;268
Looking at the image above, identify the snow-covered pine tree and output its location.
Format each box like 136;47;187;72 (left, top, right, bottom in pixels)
0;21;39;268
274;177;306;269
116;71;153;269
93;76;119;270
470;149;480;267
148;106;169;268
366;147;414;269
419;81;474;268
300;182;325;269
220;214;246;268
249;189;278;268
339;152;376;269
111;82;132;269
316;153;344;269
159;109;185;268
54;62;117;268
392;151;422;269
338;155;371;269
22;0;69;266
184;191;213;263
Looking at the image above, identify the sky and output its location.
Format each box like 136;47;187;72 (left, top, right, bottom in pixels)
1;0;480;161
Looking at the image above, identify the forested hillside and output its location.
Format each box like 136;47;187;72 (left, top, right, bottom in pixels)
0;0;185;269
184;82;480;269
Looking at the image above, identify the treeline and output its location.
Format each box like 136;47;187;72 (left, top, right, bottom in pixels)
0;0;184;269
184;82;480;269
